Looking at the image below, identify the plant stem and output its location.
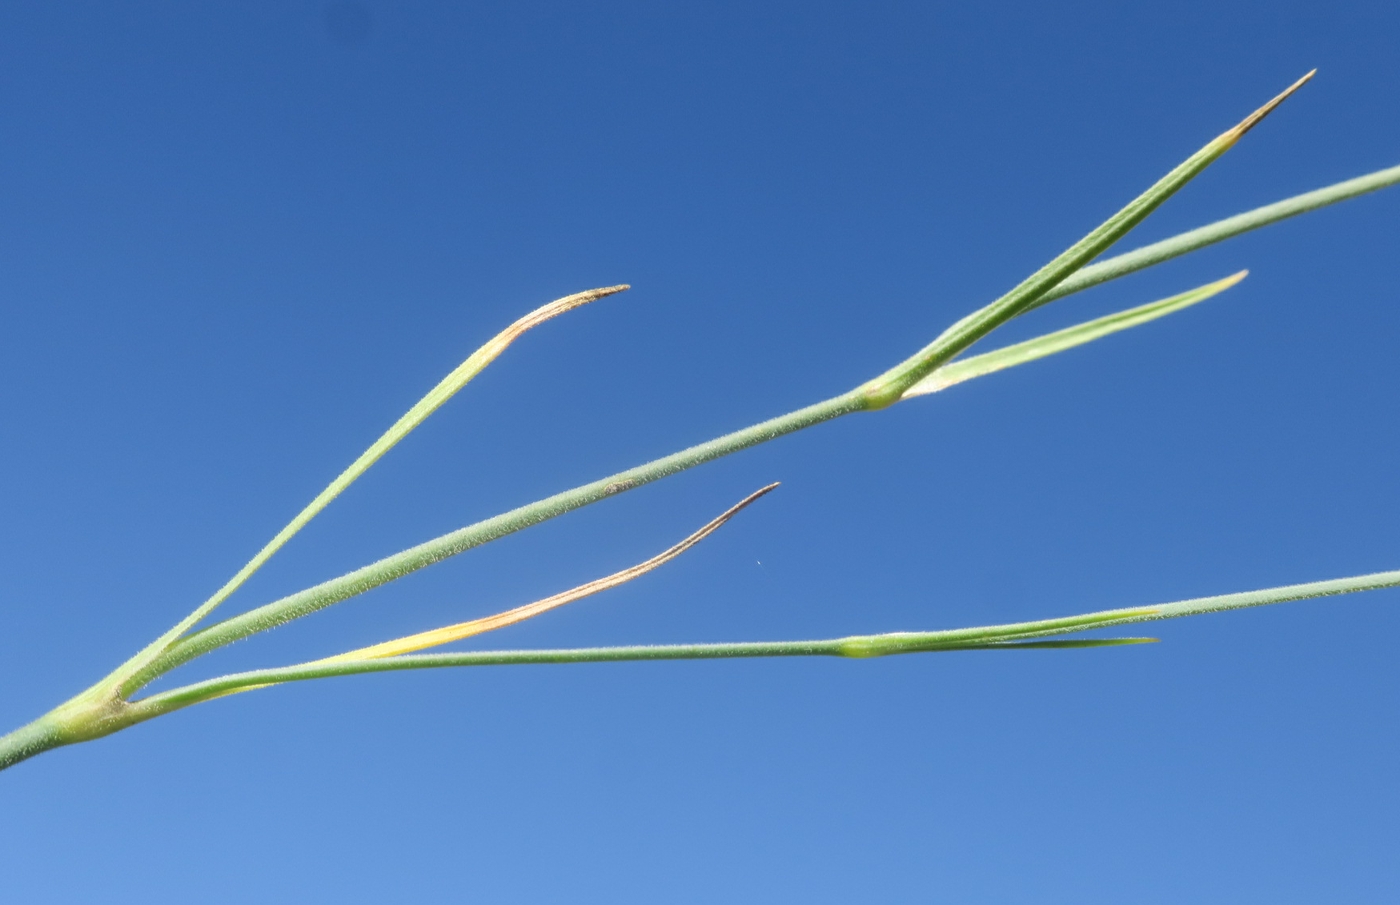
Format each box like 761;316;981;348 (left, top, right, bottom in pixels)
0;717;66;773
99;285;630;694
131;84;1340;690
8;562;1396;773
130;148;1398;691
3;81;1398;777
856;71;1313;408
126;391;870;692
128;567;1400;720
1035;162;1400;311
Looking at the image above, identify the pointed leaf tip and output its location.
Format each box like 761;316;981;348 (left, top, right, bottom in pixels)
901;272;1247;399
120;280;639;686
1223;71;1315;145
519;284;630;329
749;481;781;499
311;482;781;663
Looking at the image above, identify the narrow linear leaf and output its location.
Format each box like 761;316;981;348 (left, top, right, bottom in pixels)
10;79;1400;776
322;482;780;662
952;638;1158;649
166;160;1397;682
858;72;1311;407
1033;162;1400;310
128;566;1400;718
835;608;1165;655
901;271;1246;398
201;484;778;699
135;77;1322;693
111;284;628;691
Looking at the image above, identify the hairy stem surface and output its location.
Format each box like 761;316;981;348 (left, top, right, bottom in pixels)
126;568;1400;720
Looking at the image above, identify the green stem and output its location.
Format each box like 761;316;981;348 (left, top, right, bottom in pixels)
0;717;67;773
0;688;136;772
5;88;1398;776
8;565;1394;773
131;159;1400;694
126;391;870;692
1034;162;1400;311
856;73;1314;408
128;567;1400;720
98;285;629;694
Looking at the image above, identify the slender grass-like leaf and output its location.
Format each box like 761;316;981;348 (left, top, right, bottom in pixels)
121;567;1400;721
104;284;627;688
963;638;1158;649
133;77;1316;693
857;73;1312;407
324;483;778;662
209;485;781;698
1036;162;1400;310
4;74;1395;776
902;271;1246;398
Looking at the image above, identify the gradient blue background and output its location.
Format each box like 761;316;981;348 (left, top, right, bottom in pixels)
1;2;1397;901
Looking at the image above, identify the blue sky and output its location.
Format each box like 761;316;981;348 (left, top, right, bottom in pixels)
1;2;1398;901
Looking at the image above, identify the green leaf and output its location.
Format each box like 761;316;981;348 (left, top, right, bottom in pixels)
133;77;1321;691
857;72;1313;408
952;638;1159;649
1031;161;1400;310
207;484;781;701
901;271;1246;398
109;284;628;694
124;567;1400;720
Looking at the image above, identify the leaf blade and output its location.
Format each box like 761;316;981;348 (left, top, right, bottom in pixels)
1029;161;1400;309
114;284;628;693
318;483;779;662
858;72;1312;408
129;565;1400;717
901;270;1246;398
951;638;1159;649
